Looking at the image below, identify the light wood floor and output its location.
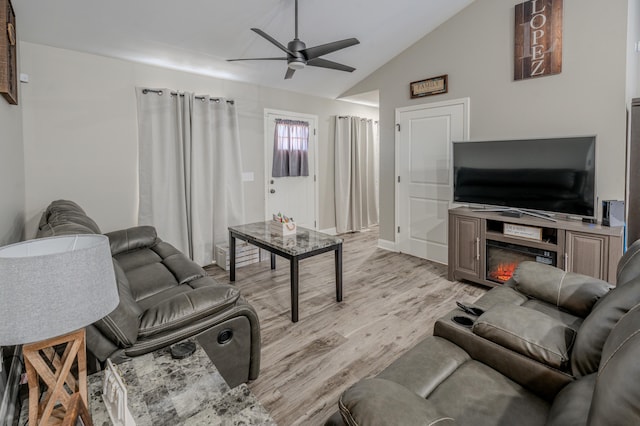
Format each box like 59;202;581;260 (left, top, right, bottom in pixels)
206;228;487;425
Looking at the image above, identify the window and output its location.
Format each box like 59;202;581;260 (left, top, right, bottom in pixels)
272;119;309;177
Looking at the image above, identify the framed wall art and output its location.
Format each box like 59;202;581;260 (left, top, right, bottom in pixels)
0;0;17;105
410;75;448;99
514;0;563;81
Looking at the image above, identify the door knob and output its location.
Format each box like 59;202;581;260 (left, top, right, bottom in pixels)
270;189;276;194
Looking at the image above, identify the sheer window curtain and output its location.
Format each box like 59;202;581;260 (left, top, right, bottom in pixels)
334;116;379;234
136;88;245;265
272;119;310;177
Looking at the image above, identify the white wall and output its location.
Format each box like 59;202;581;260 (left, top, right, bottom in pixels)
0;48;25;245
628;0;640;103
343;0;629;243
20;42;377;239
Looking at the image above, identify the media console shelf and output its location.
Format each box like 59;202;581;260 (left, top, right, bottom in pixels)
448;207;625;287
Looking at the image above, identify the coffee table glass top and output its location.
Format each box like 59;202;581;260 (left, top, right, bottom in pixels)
229;222;342;256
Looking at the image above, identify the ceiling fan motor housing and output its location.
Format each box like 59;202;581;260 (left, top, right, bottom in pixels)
288;39;307;69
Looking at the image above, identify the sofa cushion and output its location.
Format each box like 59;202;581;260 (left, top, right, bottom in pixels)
512;261;610;317
588;303;640;425
138;283;240;338
376;335;470;398
115;243;207;302
616;239;640;286
426;360;550;426
473;285;528;311
37;222;97;237
39;199;101;233
571;276;640;377
545;373;596;426
339;378;457;426
105;226;158;256
93;260;141;348
472;304;576;370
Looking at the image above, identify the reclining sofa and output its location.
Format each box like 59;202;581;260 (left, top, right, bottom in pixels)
327;241;640;425
36;200;260;387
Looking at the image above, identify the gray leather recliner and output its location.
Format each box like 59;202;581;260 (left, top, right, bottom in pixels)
327;241;640;425
36;200;260;387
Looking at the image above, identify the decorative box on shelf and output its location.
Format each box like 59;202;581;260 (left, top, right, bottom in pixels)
215;241;260;271
270;219;297;236
503;223;542;241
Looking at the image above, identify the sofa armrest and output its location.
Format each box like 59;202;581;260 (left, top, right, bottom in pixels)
339;378;457;426
105;226;159;255
472;303;576;370
138;284;240;338
512;261;611;317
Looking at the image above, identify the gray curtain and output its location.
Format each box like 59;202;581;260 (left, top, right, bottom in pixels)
272;119;309;177
136;88;245;265
335;116;379;234
136;88;192;255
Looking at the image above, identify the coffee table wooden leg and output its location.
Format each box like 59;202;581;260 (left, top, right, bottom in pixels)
335;244;343;302
291;257;299;322
271;252;276;269
229;231;236;282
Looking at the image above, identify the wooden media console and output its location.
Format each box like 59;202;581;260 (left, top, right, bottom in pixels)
448;207;625;287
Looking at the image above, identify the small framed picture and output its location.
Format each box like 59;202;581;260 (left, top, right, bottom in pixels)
0;0;17;105
410;75;448;99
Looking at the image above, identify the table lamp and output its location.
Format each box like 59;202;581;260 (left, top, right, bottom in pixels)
0;234;119;425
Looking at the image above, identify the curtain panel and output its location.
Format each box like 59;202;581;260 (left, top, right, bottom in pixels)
136;88;245;265
272;119;310;177
334;116;379;234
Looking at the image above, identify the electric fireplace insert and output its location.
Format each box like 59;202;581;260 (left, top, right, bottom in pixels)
486;240;557;284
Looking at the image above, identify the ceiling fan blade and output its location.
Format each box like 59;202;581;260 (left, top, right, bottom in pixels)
227;57;287;62
307;58;356;73
251;28;294;55
285;68;296;79
300;38;360;60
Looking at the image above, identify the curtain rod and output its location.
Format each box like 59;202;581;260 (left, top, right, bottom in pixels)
338;116;379;124
141;88;235;105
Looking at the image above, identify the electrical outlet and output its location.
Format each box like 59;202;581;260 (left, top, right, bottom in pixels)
636;41;640;53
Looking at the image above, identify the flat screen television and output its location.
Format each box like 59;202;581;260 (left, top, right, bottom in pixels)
452;136;596;218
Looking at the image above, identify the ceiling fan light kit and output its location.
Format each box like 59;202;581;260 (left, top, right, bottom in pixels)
228;0;359;79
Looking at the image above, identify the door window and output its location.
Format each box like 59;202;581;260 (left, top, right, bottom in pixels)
272;119;310;177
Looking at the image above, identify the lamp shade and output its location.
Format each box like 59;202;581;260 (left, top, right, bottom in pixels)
0;234;119;345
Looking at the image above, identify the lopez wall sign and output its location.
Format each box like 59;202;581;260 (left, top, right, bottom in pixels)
0;0;17;105
514;0;563;81
410;75;448;99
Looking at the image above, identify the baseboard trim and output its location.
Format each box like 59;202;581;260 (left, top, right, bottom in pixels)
377;239;397;252
320;227;337;235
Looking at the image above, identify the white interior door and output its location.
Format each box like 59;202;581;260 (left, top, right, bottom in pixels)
265;110;318;229
396;99;469;264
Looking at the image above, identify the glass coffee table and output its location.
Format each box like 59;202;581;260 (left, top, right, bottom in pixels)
229;222;343;322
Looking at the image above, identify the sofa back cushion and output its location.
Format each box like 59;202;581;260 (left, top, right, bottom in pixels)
616;239;640;286
105;226;158;256
512;261;610;317
587;303;640;425
92;259;141;348
36;200;101;237
546;373;596;426
571;276;640;377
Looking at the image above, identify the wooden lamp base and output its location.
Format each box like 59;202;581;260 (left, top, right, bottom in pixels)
23;328;93;426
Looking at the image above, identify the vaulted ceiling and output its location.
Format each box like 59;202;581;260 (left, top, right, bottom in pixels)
13;0;474;103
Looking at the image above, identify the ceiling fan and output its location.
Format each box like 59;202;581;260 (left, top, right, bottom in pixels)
227;0;360;79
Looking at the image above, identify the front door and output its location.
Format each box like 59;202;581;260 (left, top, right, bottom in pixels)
264;110;318;229
396;99;469;264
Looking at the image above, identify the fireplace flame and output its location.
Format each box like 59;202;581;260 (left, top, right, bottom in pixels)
489;263;518;283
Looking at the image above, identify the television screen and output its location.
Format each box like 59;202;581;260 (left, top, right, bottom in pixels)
452;136;596;217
